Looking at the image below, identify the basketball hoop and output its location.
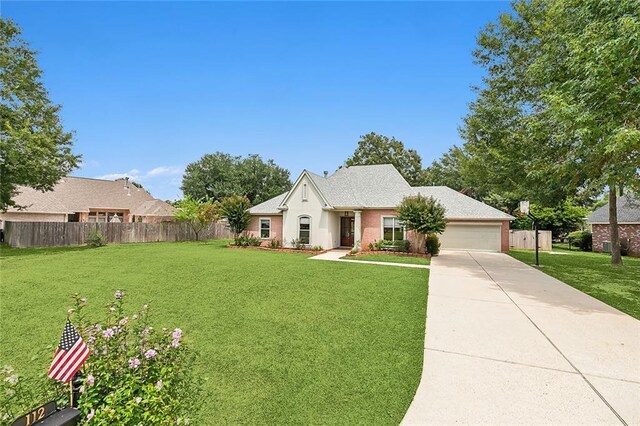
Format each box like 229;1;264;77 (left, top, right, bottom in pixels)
519;200;530;215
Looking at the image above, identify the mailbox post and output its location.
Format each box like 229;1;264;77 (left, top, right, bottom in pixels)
520;201;540;267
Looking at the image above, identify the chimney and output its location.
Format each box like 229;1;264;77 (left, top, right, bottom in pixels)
124;177;129;189
323;171;328;178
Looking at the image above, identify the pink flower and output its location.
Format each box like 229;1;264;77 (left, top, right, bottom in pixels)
86;374;94;386
144;349;157;359
128;358;141;369
86;409;95;421
114;290;124;299
172;328;182;340
103;328;114;338
119;318;128;326
155;380;163;391
171;339;180;348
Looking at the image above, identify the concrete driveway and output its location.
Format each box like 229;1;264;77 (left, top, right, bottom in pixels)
403;251;640;425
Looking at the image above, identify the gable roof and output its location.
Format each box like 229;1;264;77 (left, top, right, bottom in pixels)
7;177;176;216
249;164;514;220
248;192;288;215
588;194;640;224
412;186;514;220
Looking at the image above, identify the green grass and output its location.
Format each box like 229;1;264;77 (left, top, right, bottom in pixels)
509;249;640;319
341;253;431;266
0;241;428;424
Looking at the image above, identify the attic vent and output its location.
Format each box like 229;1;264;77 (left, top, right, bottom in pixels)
302;184;308;201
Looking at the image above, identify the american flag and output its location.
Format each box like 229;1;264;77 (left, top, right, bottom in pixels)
48;319;90;383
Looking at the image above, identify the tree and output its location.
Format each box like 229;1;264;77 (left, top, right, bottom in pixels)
0;19;80;211
218;195;251;238
511;201;589;239
173;196;219;241
345;132;423;185
421;146;478;197
181;152;291;205
460;0;639;266
397;194;446;253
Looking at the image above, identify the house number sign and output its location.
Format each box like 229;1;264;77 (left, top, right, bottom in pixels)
11;401;57;426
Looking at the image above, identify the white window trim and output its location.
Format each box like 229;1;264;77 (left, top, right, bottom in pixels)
380;215;406;242
298;215;311;244
302;183;308;201
259;217;271;239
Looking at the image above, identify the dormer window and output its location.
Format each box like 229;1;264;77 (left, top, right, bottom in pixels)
302;183;308;201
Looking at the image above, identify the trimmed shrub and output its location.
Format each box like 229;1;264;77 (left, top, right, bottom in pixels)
266;238;282;249
567;230;592;251
311;245;323;252
233;235;262;247
87;230;106;247
290;239;306;250
425;233;441;256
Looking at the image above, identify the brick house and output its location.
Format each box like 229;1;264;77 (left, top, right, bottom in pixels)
247;164;514;252
588;194;640;257
0;177;176;225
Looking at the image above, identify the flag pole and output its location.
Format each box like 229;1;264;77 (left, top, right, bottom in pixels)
70;379;73;407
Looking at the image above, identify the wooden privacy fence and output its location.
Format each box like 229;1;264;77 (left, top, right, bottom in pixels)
509;230;552;251
4;221;233;248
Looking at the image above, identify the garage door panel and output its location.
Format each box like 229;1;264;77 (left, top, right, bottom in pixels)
440;224;501;252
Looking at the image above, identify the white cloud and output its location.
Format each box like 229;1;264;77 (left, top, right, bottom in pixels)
94;166;184;201
146;166;183;178
95;169;142;181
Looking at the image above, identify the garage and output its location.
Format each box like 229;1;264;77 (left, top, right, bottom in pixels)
439;223;502;252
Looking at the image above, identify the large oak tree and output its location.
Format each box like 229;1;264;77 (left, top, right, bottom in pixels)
461;0;639;265
0;19;79;211
181;152;291;205
346;132;424;185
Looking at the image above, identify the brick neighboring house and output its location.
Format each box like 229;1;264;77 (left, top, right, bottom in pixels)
0;177;176;225
588;194;640;257
247;164;514;252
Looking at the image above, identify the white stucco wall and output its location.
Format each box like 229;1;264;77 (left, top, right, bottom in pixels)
282;175;338;249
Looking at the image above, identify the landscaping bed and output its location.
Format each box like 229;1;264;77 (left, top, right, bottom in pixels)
343;252;431;266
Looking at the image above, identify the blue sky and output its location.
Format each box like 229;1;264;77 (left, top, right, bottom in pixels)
3;1;511;200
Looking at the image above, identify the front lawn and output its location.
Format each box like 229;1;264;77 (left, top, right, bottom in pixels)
0;240;428;424
509;249;640;319
342;253;431;266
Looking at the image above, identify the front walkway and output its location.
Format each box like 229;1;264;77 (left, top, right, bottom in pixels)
403;251;639;425
309;250;430;269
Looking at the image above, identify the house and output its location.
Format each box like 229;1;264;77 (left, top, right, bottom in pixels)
587;194;640;256
0;177;176;224
247;164;514;252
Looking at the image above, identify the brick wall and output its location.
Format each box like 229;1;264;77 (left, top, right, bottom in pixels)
247;215;283;245
592;224;640;256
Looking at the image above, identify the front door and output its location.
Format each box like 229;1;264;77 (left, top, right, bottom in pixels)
340;217;355;247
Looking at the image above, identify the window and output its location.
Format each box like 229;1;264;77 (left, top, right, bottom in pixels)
382;217;404;242
88;211;125;223
260;218;271;239
299;216;310;244
302;184;308;201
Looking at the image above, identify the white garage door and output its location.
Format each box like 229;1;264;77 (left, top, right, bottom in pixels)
439;223;502;252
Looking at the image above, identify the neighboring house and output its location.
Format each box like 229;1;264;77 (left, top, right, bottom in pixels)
587;194;640;256
247;164;514;252
0;177;176;224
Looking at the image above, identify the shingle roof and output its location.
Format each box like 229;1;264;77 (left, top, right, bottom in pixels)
249;164;514;220
412;186;514;220
307;164;412;208
8;177;176;216
588;194;640;224
248;192;287;214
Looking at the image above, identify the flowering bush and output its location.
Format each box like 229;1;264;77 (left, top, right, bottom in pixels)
71;292;198;424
